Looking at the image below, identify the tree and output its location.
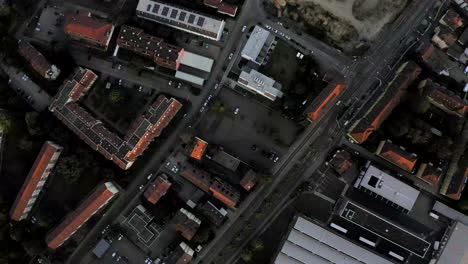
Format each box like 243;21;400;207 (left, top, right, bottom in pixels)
18;138;33;151
386;114;410;138
240;249;253;263
192;227;213;245
430;137;454;159
22;240;45;256
25;112;47;136
56;155;84;183
109;88;127;104
0;112;13;134
250;239;264;252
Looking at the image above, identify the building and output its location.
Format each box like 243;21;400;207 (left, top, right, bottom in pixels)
273;215;395;264
212;149;241;171
10;141;62;221
187;137;207;160
117;25;184;70
17;40;60;80
419;79;468;117
348;61;421;144
241;25;276;65
415;163;444;187
46;182;119;249
209;178;240;208
92;239;111;259
333;200;431;261
240;169;257;191
64;11;115;51
180;163;213;192
432;25;458;50
165;242;194;264
180;163;240;207
439;8;464;31
434;221;468;264
173;208;201;241
144;174;171;204
136;0;225;41
176;51;214;86
328;149;353;175
440;167;468;200
376;140;418;172
459;27;468;45
354;163;420;212
238;67;283;101
198;201;227;226
49;67;182;170
203;0;238;17
305;83;346;121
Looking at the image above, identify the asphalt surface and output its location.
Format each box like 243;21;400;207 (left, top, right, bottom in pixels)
58;0;445;263
196;0;446;263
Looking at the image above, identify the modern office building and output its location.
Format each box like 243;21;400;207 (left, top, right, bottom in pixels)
273;215;395;264
136;0;225;41
10;141;63;221
18;40;60;80
241;25;275;65
238;67;283;101
354;163;420;212
46;182;119;249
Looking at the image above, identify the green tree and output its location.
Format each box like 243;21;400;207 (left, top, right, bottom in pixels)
250;239;264;252
192;227;213;245
56;155;84;183
25;112;46;136
109;88;127;104
240;249;253;263
0;112;13;134
430;137;454;159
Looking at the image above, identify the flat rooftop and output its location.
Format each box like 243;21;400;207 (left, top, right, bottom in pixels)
437;221;468;264
274;216;395;264
339;201;431;258
241;25;271;62
355;164;420;212
136;0;225;40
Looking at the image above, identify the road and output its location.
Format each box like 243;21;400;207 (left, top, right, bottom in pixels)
196;0;444;263
65;0;256;262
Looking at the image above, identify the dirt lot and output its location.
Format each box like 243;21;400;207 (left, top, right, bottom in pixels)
272;0;408;53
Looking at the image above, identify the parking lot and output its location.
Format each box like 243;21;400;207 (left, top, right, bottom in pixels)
196;86;302;170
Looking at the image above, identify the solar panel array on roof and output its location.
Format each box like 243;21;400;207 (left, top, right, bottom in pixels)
136;0;225;41
188;14;195;24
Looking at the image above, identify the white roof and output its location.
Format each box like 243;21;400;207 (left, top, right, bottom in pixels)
241;25;271;62
238;68;283;100
136;0;225;40
356;165;420;211
437;222;468;264
275;217;394;264
180;51;213;72
175;71;205;86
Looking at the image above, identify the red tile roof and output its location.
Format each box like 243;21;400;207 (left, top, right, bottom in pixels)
422;79;468;117
203;0;237;17
190;137;207;160
46;182;119;249
305;83;345;121
416;163;443;186
329;150;352;175
240;169;257;191
10;142;62;222
173;208;201;241
144;175;171;204
64;11;114;49
376;141;418;172
18;41;59;80
209;178;240;208
348;61;421;143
